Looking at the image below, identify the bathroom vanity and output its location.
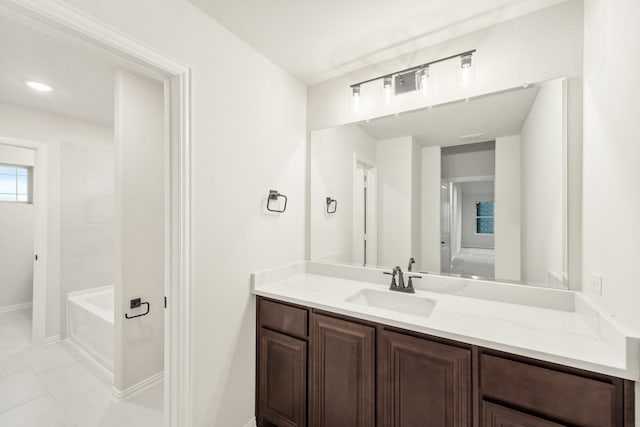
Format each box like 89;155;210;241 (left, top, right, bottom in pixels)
252;263;638;427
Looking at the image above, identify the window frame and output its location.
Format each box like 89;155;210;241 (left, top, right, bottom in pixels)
475;200;494;235
0;163;33;204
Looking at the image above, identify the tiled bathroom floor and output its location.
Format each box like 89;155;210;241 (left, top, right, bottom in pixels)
0;308;164;427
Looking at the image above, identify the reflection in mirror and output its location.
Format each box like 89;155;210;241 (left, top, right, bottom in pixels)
310;78;566;288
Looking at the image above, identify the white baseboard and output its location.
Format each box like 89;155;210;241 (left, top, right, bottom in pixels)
0;302;32;314
242;418;257;427
44;334;61;344
112;371;164;400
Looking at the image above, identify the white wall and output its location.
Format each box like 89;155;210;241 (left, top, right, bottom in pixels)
0;145;35;308
310;125;376;263
583;0;640;335
0;144;35;165
376;137;420;269
307;1;582;130
520;80;564;285
377;137;411;268
583;1;640;419
308;0;584;289
56;1;307;424
114;70;165;391
421;146;441;273
494;136;521;281
441;143;495;179
0;101;113;338
410;139;422;269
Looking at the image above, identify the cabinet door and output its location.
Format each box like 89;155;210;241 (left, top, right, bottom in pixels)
482;402;566;427
259;328;307;427
310;313;375;427
378;330;471;427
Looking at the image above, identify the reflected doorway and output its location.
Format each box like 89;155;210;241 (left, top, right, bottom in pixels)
353;160;377;267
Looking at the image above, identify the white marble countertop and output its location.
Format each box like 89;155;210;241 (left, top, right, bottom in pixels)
252;262;640;381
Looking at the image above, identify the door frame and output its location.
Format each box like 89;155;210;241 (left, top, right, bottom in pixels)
0;1;193;425
0;137;48;346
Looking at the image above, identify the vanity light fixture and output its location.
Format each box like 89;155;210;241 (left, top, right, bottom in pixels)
383;76;393;103
460;132;484;140
349;49;475;102
415;66;430;95
352;85;361;111
24;80;53;92
458;52;475;88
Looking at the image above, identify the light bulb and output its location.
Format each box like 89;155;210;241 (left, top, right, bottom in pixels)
24;80;53;92
351;85;361;112
458;53;475;88
415;66;429;95
383;76;393;104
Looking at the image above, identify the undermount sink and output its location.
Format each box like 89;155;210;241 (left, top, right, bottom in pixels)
345;288;437;317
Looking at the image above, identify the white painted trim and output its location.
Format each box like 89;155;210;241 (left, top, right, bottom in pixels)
112;371;164;400
0;302;32;314
44;334;60;344
242;418;257;427
64;338;114;385
0;2;193;426
0;136;48;347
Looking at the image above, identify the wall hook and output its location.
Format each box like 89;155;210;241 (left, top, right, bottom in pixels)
267;190;287;213
326;197;337;214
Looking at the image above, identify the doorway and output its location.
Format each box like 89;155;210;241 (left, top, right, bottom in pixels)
353;159;377;267
0;2;191;425
0;138;48;346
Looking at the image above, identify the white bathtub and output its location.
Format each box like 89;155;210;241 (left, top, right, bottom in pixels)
67;286;114;377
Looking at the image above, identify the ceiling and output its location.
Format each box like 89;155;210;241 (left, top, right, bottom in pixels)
358;85;540;146
189;0;568;84
0;14;149;126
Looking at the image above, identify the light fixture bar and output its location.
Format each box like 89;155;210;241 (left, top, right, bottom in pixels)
350;49;476;89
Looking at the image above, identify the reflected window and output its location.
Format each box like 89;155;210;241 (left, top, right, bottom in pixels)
475;201;494;234
0;164;32;203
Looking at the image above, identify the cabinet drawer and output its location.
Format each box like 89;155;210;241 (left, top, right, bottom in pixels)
259;298;308;338
481;354;618;427
482;401;565;427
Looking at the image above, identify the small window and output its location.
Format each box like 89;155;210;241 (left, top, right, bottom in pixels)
475;201;494;234
0;164;32;203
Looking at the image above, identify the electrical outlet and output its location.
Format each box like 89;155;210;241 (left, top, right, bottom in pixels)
590;273;603;296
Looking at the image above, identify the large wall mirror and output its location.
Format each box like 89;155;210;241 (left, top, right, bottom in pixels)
310;78;567;288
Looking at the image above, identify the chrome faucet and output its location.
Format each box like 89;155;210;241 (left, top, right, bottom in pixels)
407;257;415;272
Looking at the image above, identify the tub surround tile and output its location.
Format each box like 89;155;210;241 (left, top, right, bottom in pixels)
252;261;640;381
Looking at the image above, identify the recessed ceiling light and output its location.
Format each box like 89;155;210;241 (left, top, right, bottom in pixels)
460;133;484;140
24;81;53;92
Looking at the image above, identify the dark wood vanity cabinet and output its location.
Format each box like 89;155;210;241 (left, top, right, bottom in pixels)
378;329;471;427
256;297;635;427
479;352;628;427
481;402;566;427
257;298;309;427
310;313;375;427
258;328;307;427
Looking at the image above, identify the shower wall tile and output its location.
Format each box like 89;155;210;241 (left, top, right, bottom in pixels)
86;198;114;224
61;197;86;224
60;140;115;337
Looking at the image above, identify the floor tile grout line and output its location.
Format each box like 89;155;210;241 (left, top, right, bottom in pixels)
0;389;50;415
